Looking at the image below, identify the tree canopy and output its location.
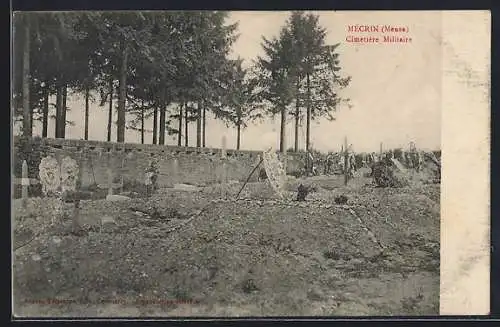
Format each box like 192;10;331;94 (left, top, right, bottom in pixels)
13;11;350;151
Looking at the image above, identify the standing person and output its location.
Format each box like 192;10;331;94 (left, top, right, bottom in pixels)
350;153;356;177
325;153;334;175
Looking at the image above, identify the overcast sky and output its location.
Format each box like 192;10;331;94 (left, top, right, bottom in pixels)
19;11;442;153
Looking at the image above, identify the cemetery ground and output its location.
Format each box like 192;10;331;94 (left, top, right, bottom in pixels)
12;171;440;317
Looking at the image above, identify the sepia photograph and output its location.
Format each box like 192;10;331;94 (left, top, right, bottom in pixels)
12;10;460;318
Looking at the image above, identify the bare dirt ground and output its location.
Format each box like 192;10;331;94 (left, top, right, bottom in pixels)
12;174;439;317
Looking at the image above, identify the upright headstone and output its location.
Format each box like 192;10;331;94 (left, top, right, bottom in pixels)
145;160;159;197
172;158;179;184
39;156;64;224
21;160;29;207
39;156;61;196
262;147;286;198
60;156;79;193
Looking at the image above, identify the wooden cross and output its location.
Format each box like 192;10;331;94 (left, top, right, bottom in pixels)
17;160;40;207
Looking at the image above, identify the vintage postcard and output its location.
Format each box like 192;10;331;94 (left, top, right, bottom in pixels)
11;10;490;317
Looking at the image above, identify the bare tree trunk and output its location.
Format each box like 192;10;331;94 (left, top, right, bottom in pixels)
202;105;206;147
42;88;49;138
280;104;286;153
236;123;241;150
117;45;128;143
196;101;202;147
177;103;183;147
107;78;113;142
159;90;166;145
152;107;158;145
306;73;311;152
55;84;64;138
22;18;31;138
184;103;189;147
140;100;145;144
294;79;300;152
84;85;89;140
61;85;67;138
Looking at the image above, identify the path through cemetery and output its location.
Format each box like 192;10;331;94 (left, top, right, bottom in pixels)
13;172;440;317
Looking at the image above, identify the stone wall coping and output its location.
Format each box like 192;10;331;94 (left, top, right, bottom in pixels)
13;137;307;158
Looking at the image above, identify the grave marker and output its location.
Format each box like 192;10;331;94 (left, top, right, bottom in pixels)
39;156;60;196
145;160;159;197
262;147;286;199
172;158;179;185
60;156;79;193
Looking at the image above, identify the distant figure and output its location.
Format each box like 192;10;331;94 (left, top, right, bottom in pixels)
296;184;316;201
348;153;356;176
325;153;334;175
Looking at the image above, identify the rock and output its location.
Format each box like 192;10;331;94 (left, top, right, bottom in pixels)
174;184;200;191
101;215;116;225
31;254;42;261
106;194;131;201
349;258;364;265
307;286;325;301
52;236;62;245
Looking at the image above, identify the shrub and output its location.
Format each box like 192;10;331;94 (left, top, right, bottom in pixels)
372;161;408;188
242;278;259;294
393;148;403;161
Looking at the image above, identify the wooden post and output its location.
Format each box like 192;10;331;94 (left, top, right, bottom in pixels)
21;160;29;207
380;142;383;157
344;137;348;186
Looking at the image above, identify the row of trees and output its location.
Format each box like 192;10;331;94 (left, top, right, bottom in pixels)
13;11;350;151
